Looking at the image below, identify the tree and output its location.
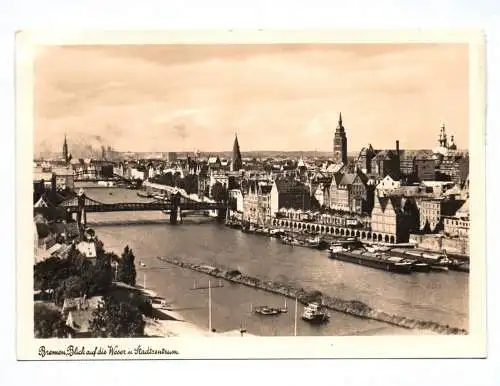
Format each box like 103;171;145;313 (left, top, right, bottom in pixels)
53;275;86;305
116;245;137;286
34;257;71;294
34;303;69;338
87;253;113;295
89;296;145;338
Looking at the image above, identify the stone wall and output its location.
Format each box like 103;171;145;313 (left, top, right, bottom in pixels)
409;234;469;255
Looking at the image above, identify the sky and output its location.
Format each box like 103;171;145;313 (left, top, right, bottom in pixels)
34;43;469;155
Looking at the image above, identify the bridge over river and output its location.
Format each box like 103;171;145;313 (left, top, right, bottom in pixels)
35;188;227;227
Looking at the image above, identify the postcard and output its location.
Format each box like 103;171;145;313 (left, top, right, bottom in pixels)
16;29;486;360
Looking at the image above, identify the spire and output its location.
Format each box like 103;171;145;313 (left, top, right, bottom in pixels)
62;132;69;163
232;132;242;172
336;112;345;133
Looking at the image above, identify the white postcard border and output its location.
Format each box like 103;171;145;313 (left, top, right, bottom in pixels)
16;29;487;360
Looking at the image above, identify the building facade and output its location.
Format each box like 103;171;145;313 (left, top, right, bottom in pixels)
356;144;376;174
270;178;310;216
414;155;436;181
329;169;372;214
52;167;75;190
443;200;469;238
371;196;418;243
243;182;272;225
417;198;442;232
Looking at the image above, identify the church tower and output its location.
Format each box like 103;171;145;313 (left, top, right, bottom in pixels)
231;133;242;172
438;123;448;148
62;133;69;163
333;112;348;165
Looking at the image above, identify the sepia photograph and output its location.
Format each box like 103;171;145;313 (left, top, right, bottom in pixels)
16;30;486;359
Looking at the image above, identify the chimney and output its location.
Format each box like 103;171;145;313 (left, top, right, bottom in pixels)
395;140;401;179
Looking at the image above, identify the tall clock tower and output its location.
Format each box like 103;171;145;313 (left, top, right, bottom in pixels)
333;112;347;165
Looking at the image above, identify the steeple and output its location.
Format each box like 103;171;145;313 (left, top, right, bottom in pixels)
62;132;69;163
449;135;457;150
439;122;448;148
231;132;242;172
333;112;348;165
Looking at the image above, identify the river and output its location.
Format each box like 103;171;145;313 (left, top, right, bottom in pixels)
82;186;469;335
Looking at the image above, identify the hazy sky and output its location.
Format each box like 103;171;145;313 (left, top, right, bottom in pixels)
34;43;469;154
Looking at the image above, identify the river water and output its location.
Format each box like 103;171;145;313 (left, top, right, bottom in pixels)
83;187;469;336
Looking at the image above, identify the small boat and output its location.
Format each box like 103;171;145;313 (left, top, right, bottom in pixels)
280;299;288;313
269;229;282;236
301;302;329;324
253;305;280;316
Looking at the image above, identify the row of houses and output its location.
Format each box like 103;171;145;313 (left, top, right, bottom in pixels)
234;170;469;245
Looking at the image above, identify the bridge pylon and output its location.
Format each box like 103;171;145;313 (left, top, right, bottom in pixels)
169;192;182;225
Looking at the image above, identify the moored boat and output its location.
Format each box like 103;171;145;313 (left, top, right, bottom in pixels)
301;302;329;324
137;191;152;198
252;305;281;316
329;249;413;274
405;251;451;271
410;261;431;272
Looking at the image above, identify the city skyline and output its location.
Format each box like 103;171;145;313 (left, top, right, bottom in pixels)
34;43;469;155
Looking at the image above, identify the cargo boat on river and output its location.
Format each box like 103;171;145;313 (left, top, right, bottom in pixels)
391;249;453;271
137;191;152;198
329;247;413;274
301;302;329;324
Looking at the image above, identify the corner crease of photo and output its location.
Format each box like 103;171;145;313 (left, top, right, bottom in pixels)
16;29;487;360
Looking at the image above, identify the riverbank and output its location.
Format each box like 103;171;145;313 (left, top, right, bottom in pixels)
115;282;212;337
130;284;253;337
157;256;467;335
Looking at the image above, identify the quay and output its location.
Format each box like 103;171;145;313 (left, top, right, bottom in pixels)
156;256;467;335
226;219;470;272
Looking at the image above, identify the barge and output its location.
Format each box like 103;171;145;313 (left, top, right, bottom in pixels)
137;191;152;198
329;247;413;274
394;249;452;271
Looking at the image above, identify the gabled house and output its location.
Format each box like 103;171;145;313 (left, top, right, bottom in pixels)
243;181;273;225
371;195;419;243
329;169;373;214
443;199;469;238
76;241;97;261
375;174;401;197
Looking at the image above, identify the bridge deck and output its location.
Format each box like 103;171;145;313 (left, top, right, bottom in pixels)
59;201;226;213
